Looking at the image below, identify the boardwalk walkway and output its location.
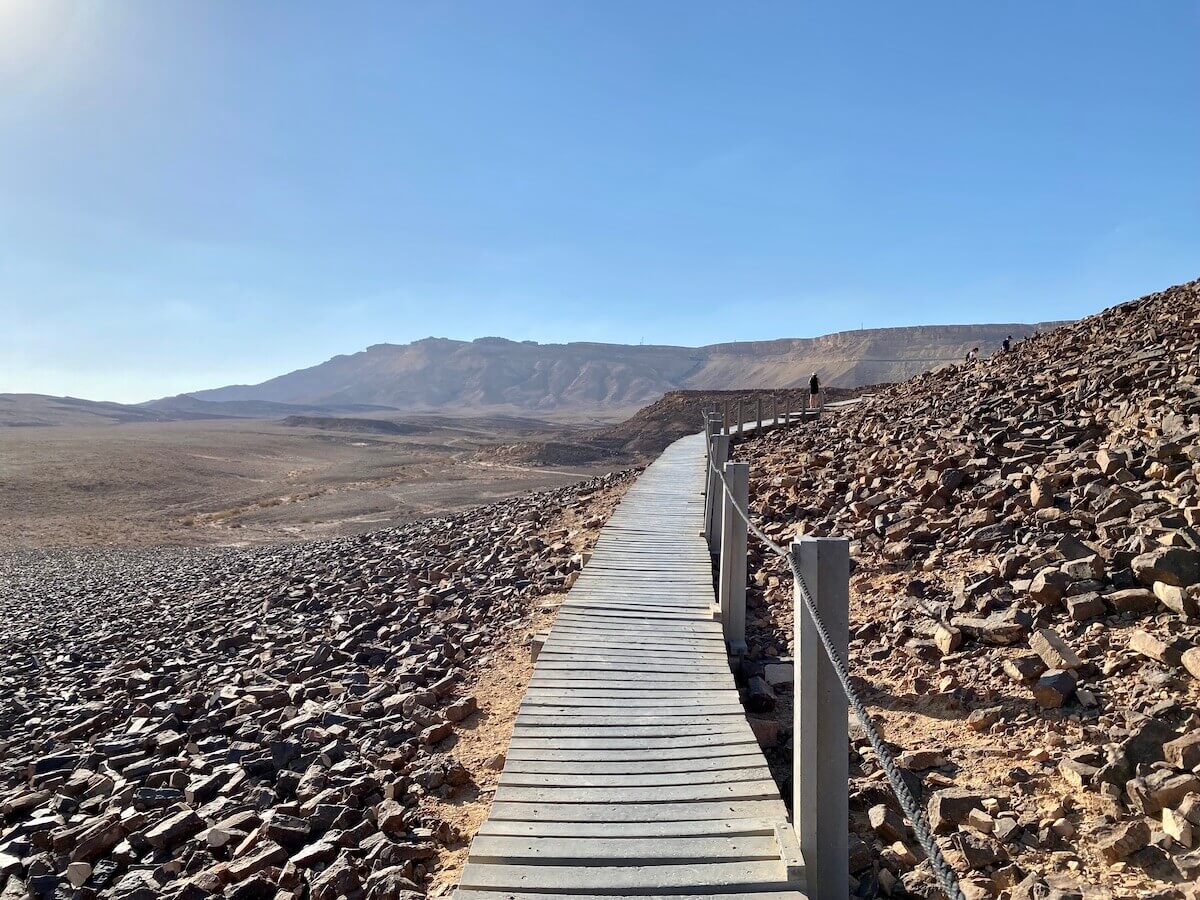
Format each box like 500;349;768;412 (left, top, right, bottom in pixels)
455;432;805;899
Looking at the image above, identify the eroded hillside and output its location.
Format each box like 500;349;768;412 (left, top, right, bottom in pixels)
734;279;1200;897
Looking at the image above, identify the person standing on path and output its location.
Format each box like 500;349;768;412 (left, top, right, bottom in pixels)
1002;335;1012;353
809;372;820;402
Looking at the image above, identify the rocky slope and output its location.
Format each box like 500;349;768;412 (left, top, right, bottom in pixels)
733;278;1200;898
187;324;1052;415
0;472;632;900
595;387;862;455
480;387;866;468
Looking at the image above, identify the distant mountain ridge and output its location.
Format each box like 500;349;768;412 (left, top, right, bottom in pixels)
1;322;1062;426
189;323;1058;413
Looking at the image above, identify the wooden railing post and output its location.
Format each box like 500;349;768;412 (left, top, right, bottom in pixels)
705;434;729;555
702;413;715;488
702;415;723;542
784;402;791;427
718;462;748;654
736;400;743;436
756;397;762;431
793;537;849;900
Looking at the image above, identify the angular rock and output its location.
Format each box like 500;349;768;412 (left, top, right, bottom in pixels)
1032;669;1077;708
1029;628;1082;670
1133;547;1200;588
1097;819;1150;863
1129;629;1191;667
928;788;983;834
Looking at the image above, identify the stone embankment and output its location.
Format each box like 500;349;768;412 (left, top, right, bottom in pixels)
735;279;1200;898
0;471;633;900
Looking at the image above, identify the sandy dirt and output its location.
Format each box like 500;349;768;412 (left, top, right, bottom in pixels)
0;417;619;548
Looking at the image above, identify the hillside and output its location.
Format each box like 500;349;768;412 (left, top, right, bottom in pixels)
188;323;1054;414
479;387;865;468
0;394;181;427
0;394;399;428
733;278;1200;895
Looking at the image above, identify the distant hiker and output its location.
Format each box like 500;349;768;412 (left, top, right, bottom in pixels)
965;347;979;364
809;372;820;397
1002;335;1012;353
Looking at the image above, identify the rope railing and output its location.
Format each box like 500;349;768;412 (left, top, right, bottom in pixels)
705;414;966;900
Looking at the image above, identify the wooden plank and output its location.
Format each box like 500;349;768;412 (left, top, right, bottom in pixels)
476;818;782;839
503;742;762;762
466;833;780;864
493;780;783;804
540;643;724;657
523;694;742;708
458;860;789;892
511;721;753;738
528;677;732;690
531;661;729;673
499;766;775;788
516;713;747;728
502;753;767;775
521;689;742;703
483;799;791;822
455;891;804;900
520;703;745;717
537;648;728;662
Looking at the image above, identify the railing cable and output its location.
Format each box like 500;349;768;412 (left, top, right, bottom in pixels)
705;417;966;900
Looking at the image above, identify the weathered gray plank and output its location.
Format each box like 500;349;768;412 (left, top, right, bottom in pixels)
499;766;774;788
485;799;790;822
528;677;733;691
503;742;762;763
455;891;804;900
467;833;780;864
459;860;789;892
476;818;783;839
502;753;767;775
493;780;783;804
511;724;753;739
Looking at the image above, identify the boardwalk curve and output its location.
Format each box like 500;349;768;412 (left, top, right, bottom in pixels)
455;432;805;899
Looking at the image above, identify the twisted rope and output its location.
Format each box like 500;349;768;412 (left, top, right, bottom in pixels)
705;419;966;900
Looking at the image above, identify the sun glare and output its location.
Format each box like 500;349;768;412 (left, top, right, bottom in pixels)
0;0;81;79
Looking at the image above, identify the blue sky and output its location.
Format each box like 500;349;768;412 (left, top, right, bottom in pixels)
1;1;1197;402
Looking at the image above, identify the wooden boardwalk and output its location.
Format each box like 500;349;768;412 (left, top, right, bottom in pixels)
455;432;805;899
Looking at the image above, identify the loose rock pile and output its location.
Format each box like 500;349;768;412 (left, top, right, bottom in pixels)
735;279;1200;898
0;471;631;900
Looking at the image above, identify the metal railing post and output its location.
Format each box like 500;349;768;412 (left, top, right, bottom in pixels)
793;537;849;900
718;462;749;654
705;434;729;555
